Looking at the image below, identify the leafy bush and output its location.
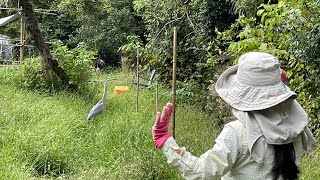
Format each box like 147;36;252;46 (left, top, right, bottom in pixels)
15;57;60;92
52;42;96;90
175;83;207;107
15;42;97;94
228;0;264;17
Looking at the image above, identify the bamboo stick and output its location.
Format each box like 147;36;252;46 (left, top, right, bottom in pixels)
156;83;159;112
136;48;140;112
172;27;177;138
19;15;25;64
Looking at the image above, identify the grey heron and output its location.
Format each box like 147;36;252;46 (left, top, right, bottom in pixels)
86;77;116;120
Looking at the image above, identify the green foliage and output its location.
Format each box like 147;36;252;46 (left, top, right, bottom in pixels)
130;0;235;89
228;0;264;17
15;57;59;91
0;71;219;179
211;0;320;137
119;35;143;66
58;0;140;66
0;70;318;179
119;35;155;72
38;10;80;47
175;82;208;107
14;42;97;94
52;41;96;89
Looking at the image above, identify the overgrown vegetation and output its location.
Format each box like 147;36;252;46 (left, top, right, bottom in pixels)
0;0;319;178
0;69;318;179
0;0;318;133
0;69;219;179
14;42;97;94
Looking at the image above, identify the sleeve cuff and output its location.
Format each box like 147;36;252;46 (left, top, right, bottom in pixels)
161;136;185;157
161;137;178;151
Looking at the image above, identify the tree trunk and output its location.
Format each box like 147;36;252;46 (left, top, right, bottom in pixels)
19;0;75;89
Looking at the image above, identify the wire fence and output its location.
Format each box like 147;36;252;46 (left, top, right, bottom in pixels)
0;37;37;65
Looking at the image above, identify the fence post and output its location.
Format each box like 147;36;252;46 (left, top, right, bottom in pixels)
19;14;25;64
136;48;140;112
172;27;177;138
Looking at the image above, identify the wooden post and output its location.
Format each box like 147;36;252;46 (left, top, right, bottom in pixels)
172;27;177;138
136;48;140;112
156;83;159;112
0;45;3;64
19;15;25;64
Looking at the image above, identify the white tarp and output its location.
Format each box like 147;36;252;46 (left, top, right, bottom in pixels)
0;12;21;27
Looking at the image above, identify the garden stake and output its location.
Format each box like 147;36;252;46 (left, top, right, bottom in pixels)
19;14;25;64
156;83;159;112
136;48;140;112
172;27;177;138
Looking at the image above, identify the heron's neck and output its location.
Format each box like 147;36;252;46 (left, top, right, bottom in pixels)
102;80;108;102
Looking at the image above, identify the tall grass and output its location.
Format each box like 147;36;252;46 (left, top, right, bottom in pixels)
0;68;318;179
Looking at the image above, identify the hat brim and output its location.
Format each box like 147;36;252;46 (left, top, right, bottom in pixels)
215;65;297;111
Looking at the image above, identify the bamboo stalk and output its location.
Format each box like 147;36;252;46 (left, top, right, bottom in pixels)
19;15;25;64
156;83;159;112
172;27;177;138
136;48;140;112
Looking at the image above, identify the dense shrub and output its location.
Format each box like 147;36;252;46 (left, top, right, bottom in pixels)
52;42;96;89
15;42;97;94
15;57;59;91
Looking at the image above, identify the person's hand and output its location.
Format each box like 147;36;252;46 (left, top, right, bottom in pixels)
152;102;173;149
280;69;288;84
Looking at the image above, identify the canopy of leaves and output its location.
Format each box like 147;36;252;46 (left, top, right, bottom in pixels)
127;0;235;89
58;0;141;66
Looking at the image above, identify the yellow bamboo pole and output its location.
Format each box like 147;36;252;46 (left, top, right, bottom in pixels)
172;27;177;138
136;48;140;112
19;15;25;64
156;83;159;112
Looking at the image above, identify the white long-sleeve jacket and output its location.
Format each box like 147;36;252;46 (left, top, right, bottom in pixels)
161;120;304;180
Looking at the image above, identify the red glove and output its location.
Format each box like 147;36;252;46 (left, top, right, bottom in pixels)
152;102;173;149
280;69;288;84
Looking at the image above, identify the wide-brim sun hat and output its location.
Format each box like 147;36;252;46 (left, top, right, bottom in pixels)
215;52;297;111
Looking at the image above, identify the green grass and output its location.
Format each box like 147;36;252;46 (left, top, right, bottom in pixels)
0;68;318;179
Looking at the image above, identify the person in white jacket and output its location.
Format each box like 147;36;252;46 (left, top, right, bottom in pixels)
152;52;316;180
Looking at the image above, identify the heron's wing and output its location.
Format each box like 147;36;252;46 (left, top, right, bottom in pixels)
87;101;106;120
